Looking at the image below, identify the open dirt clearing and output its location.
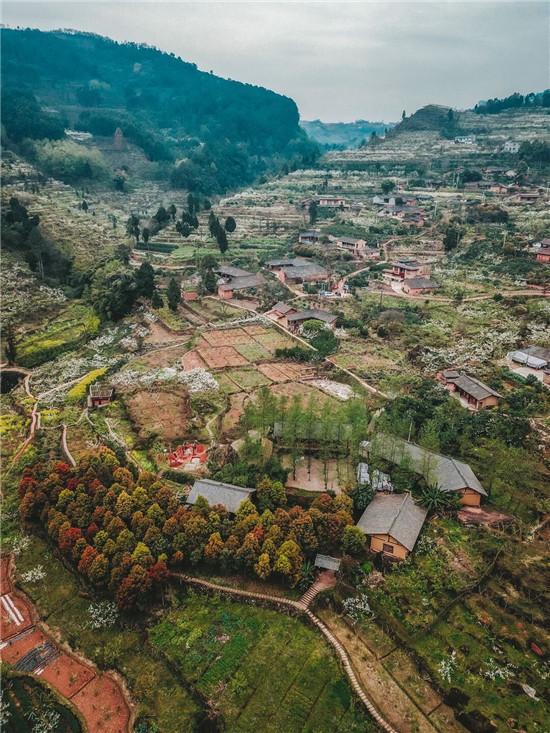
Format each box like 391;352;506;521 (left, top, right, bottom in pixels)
125;388;191;441
197;346;249;369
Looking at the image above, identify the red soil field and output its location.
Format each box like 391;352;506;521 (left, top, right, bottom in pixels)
1;627;48;665
257;363;291;382
198;346;249;368
243;324;268;335
71;673;131;733
181;349;207;371
0;557;13;594
0;555;132;733
0;590;34;639
202;327;251;346
40;652;95;697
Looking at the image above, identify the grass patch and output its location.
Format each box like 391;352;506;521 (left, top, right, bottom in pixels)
150;590;373;732
17;303;100;368
225;368;271;391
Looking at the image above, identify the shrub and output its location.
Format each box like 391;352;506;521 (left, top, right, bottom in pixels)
33;139;108;182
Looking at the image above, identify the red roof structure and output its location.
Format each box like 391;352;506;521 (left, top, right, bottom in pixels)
168;442;208;469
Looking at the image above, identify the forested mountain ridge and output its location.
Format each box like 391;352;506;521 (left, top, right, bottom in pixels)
1;28;318;193
301;119;394;149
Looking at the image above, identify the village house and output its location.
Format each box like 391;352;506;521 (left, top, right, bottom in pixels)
265;301;297;324
285;308;337;333
298;230;321;245
187;478;255;514
440;369;501;410
502;141;520;154
316;195;349;208
516;191;540;204
215;264;265;299
489;182;510;195
366;435;487;507
382;259;431;284
529;238;550;263
402;277;440;295
265;257;328;286
372;195;417;208
334;236;368;257
454;135;476;145
88;383;114;408
357;493;427;560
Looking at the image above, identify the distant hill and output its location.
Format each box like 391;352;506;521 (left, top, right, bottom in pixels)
1;28;318;193
390;105;453;134
301;119;394;149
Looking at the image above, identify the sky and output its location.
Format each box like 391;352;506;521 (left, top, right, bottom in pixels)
2;1;549;122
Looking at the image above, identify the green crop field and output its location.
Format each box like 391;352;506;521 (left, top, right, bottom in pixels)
16;303;100;368
225;368;272;391
150;591;373;733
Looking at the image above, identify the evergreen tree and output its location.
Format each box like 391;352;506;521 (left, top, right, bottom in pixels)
167;277;181;312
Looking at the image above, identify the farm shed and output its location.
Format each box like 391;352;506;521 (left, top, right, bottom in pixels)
314;554;341;572
402;277;439;295
357;493;427;559
88;384;113;408
285;308;337;332
187;479;255;513
509;345;550;369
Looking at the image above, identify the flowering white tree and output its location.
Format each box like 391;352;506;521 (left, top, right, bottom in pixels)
438;650;458;684
21;565;46;583
87;600;119;630
343;592;375;623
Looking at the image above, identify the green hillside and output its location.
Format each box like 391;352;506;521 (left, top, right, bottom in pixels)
1;28;318;193
301;119;394;149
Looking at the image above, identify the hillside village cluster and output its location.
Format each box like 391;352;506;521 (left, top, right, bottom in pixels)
1;76;549;733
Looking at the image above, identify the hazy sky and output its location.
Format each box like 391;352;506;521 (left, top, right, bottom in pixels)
3;1;549;122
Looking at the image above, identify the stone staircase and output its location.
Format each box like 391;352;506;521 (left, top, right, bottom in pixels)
298;570;337;609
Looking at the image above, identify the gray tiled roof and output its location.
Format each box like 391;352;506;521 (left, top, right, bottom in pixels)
89;384;113;399
286;308;337;324
370;435;487;496
520;345;550;362
187;479;255;513
338;236;364;245
218;274;266;292
357;493;427;551
271;301;295;315
281;263;328;280
448;373;501;401
215;265;250;277
314;554;341;571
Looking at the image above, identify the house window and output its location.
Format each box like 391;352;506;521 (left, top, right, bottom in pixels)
382;543;394;554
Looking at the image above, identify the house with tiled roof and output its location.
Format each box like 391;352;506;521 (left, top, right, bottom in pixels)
365;434;487;507
440;370;501;410
357;493;427;559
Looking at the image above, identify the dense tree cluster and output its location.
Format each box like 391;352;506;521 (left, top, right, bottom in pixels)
474;91;550;115
18;447;362;609
89;260;158;321
1;28;319;193
2;197;73;285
